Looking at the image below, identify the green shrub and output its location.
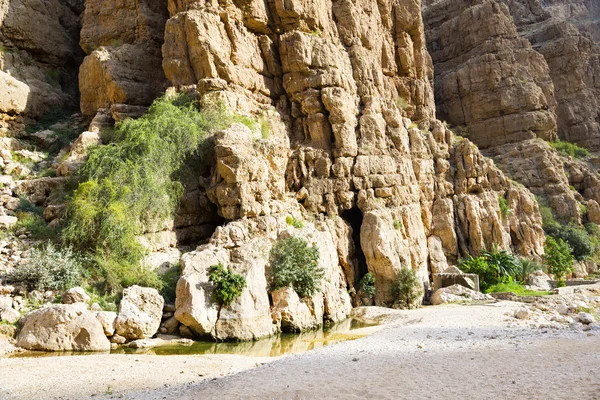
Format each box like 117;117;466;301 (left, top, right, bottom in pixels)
285;215;304;229
517;258;544;284
459;247;520;291
481;247;520;278
459;256;495;292
390;268;423;309
159;264;181;304
62;95;240;294
358;272;376;298
86;289;118;312
270;236;323;298
7;243;84;291
544;236;575;286
498;195;511;218
208;263;246;307
87;255;162;294
549;140;589;159
544;222;594;261
393;220;403;230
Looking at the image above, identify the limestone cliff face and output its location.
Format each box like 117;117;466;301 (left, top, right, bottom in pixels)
78;0;170;118
0;0;84;127
0;0;548;340
162;0;544;338
422;0;557;149
422;0;600;225
501;0;600;150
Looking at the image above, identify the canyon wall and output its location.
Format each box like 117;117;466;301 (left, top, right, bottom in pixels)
0;0;551;340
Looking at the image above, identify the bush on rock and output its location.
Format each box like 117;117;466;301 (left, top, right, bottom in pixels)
269;236;323;298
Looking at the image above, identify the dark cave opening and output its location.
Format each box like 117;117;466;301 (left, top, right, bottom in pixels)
341;207;369;284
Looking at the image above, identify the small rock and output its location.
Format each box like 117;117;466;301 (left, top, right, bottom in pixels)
578;312;596;325
0;295;12;311
110;334;127;344
557;303;569;315
0;215;18;229
515;308;530;320
95;311;117;336
0;308;20;324
115;286;164;340
62;287;91;304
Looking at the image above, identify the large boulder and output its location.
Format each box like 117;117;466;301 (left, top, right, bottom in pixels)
16;304;110;352
115;286;164;341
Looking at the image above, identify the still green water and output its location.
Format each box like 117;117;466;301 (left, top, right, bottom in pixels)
10;318;374;358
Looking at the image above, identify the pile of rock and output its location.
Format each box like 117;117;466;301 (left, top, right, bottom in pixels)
12;285;164;352
508;284;600;331
430;284;495;306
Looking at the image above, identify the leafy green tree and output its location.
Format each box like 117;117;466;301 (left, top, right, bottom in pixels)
544;236;574;287
390;268;423;309
270;236;323;298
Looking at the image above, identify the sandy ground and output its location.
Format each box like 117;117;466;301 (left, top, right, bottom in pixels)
1;301;599;400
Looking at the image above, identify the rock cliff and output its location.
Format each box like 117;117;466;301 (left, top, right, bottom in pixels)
0;0;552;341
422;0;600;224
160;0;544;339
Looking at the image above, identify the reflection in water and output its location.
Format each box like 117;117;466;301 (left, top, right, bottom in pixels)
115;318;374;357
10;318;376;359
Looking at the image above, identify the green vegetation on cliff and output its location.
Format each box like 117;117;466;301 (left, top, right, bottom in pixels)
269;236;323;298
62;95;238;293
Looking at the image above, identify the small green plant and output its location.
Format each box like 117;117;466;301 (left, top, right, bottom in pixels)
16;197;44;215
286;215;304;229
310;29;322;37
86;288;118;312
358;272;376;298
109;39;123;47
409;122;418;129
579;203;587;217
517;258;544;284
453;125;469;138
208;263;246;307
390;268;423;309
544;236;575;286
498;195;511;218
44;68;59;84
260;118;271;139
7;242;84;291
270;236;323;298
13;212;56;240
393;220;403;230
395;97;411;111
